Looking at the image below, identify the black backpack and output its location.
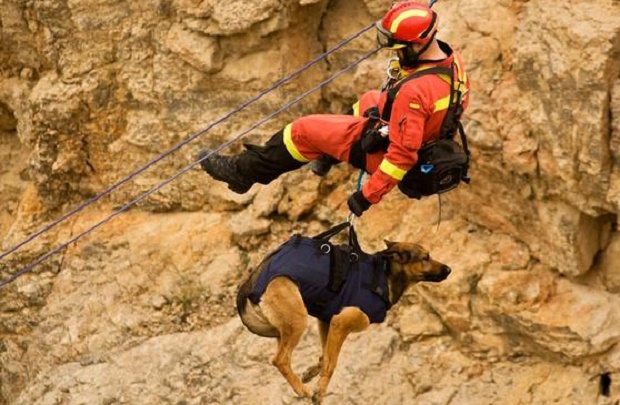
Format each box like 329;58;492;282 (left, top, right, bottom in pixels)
381;65;471;199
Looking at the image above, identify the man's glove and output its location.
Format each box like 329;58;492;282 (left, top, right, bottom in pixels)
347;191;372;217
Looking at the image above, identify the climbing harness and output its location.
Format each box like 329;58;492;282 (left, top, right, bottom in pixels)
355;63;471;200
395;64;471;199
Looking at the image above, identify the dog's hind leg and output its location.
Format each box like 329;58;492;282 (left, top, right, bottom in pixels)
261;277;312;398
318;320;329;350
301;320;329;383
316;307;370;401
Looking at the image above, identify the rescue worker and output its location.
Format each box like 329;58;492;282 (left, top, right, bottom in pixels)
198;1;470;216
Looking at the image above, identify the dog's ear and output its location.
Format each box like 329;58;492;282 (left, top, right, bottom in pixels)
384;240;397;249
384;249;419;264
384;249;408;264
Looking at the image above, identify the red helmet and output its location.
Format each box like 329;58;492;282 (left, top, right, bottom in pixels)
376;2;439;49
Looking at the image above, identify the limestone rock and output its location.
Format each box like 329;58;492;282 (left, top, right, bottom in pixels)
1;0;620;404
165;23;223;74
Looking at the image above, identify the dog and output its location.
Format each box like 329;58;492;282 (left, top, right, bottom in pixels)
236;239;451;402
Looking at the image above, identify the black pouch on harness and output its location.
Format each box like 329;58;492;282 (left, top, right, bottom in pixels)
398;122;470;199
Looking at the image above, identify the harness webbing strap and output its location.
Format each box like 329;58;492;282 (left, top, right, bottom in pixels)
312;222;350;241
348;225;362;254
456;120;471;179
311;222;390;301
363;256;391;307
378;62;471;166
380;66;453;123
329;247;351;293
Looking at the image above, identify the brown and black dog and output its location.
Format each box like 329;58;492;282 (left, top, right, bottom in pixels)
236;240;451;402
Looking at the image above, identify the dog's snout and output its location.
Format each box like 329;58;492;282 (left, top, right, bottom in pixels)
422;263;452;282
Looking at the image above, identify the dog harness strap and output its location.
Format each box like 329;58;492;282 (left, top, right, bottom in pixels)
362;256;391;307
371;256;380;292
328;247;351;293
348;225;362;253
375;257;391;306
312;221;350;241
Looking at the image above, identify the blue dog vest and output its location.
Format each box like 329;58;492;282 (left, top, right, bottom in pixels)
249;235;391;324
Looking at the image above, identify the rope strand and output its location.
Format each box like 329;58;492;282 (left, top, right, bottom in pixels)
0;23;375;263
0;47;381;289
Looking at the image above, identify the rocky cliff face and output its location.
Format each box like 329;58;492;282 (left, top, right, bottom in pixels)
1;0;620;404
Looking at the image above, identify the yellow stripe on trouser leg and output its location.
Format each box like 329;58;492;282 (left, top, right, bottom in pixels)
283;123;310;163
379;159;407;181
352;101;361;117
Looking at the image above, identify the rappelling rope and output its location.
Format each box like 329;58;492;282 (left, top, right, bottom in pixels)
0;23;375;263
0;46;381;289
347;170;366;227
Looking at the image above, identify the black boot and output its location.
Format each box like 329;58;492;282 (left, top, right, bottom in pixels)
198;130;306;194
198;150;254;194
236;130;306;184
309;154;339;177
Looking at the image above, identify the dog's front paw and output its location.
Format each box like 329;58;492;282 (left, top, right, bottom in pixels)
311;390;323;405
297;384;313;398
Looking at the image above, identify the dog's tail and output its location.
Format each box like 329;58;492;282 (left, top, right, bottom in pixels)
236;268;279;338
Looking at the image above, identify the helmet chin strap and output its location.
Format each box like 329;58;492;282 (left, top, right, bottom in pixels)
398;33;437;68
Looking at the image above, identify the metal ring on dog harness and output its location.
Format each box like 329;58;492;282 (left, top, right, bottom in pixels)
349;252;359;262
320;244;331;254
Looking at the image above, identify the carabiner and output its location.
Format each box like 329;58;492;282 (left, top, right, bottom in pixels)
347;211;356;226
386;58;402;81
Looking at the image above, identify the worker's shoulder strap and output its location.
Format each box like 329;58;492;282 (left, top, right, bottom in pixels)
380;66;453;123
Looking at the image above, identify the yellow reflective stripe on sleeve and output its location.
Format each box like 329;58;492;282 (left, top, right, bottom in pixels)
352;101;360;117
433;95;450;112
409;103;421;110
283;124;310;162
379;159;407;181
390;10;429;32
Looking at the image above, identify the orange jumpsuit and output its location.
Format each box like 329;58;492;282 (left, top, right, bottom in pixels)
283;42;470;204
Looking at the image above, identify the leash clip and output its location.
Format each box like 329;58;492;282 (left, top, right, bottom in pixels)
385;57;401;81
347;212;356;227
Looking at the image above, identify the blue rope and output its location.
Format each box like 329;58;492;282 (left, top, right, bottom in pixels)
429;0;439;8
356;170;365;192
0;46;381;289
0;23;375;263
